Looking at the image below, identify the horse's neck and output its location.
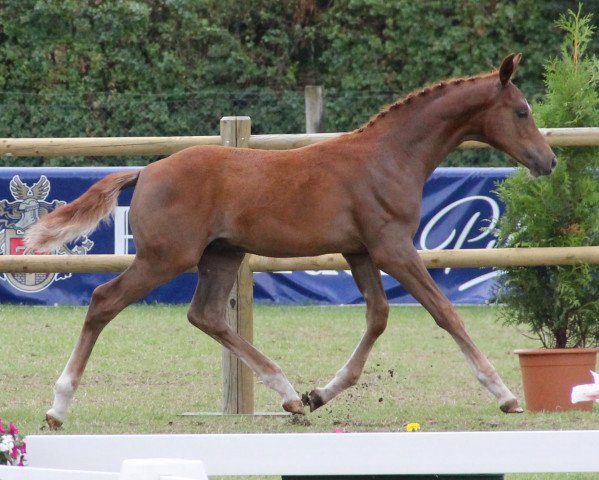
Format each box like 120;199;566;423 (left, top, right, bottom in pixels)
357;77;496;177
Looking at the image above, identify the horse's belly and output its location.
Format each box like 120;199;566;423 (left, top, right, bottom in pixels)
244;239;365;258
224;218;364;257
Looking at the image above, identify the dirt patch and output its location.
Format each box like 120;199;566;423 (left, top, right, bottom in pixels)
289;413;311;426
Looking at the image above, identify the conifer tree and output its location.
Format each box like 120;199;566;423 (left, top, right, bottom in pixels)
496;6;599;348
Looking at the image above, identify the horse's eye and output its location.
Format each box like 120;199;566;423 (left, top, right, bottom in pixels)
516;109;529;119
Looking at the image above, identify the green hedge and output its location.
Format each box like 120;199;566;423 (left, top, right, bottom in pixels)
0;0;596;166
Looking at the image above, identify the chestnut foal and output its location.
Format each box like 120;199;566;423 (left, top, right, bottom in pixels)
26;54;555;428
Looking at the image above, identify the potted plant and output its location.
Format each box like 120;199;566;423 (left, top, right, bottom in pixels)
494;6;599;412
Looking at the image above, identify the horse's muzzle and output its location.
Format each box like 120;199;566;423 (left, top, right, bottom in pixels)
531;154;557;177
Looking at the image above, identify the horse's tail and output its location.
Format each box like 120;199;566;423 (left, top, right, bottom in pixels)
25;170;140;252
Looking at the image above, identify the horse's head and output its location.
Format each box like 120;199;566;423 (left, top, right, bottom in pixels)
479;53;556;177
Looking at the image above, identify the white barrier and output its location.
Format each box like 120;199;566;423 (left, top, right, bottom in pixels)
9;431;599;477
0;465;119;479
0;459;207;480
120;459;207;480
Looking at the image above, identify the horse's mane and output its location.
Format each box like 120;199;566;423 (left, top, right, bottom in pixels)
356;70;499;133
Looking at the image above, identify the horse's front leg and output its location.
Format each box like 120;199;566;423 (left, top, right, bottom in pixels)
370;238;522;413
308;253;389;411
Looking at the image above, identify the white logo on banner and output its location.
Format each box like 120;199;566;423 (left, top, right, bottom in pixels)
418;195;500;290
114;207;133;254
0;175;94;292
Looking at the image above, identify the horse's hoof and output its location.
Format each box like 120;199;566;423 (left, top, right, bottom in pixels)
307;390;325;412
283;400;305;415
500;398;524;413
46;414;63;430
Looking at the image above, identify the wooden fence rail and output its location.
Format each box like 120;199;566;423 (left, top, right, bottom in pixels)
0;136;221;157
2;122;599;415
3;246;599;273
3;127;599;157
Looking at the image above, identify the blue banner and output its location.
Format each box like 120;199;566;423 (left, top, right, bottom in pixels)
0;166;512;305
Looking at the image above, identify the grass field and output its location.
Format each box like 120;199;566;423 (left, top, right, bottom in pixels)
1;304;598;479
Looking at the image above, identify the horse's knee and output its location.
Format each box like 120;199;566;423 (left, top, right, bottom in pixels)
433;304;464;333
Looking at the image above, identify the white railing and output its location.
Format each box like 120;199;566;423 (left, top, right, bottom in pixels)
1;431;598;478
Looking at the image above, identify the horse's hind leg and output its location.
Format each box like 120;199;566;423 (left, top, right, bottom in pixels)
188;250;304;414
46;257;186;429
308;253;389;411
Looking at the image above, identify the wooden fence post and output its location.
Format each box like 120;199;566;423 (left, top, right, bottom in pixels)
220;116;255;414
305;85;324;133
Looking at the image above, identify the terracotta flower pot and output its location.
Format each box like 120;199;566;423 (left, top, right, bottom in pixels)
515;348;598;412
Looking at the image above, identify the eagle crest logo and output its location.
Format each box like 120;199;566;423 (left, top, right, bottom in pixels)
0;175;94;292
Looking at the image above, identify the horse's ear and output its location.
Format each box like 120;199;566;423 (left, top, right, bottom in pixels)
499;53;522;86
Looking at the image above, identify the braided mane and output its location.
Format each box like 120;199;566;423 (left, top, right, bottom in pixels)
356;70;499;133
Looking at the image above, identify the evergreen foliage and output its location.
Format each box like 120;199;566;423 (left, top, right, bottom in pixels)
495;6;599;349
0;1;596;165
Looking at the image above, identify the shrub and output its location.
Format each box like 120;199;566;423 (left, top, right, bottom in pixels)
495;6;599;348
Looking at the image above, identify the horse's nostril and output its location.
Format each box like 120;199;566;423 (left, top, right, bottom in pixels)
551;156;557;170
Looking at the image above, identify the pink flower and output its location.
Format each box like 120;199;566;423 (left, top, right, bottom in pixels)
18;458;25;467
10;445;18;459
0;419;5;434
19;442;26;454
9;422;18;436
